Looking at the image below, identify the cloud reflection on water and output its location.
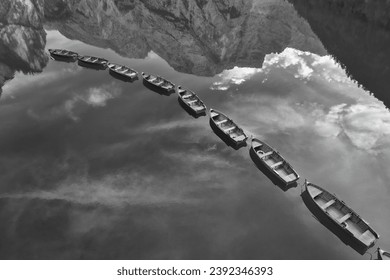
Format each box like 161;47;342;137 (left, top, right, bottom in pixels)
212;47;390;154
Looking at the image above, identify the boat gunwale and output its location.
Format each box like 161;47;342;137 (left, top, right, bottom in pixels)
177;85;206;113
251;137;300;184
209;108;247;144
78;55;108;65
304;181;380;243
377;248;390;260
107;63;138;77
141;72;175;91
49;49;79;58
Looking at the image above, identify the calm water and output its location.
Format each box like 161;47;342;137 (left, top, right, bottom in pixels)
1;28;390;259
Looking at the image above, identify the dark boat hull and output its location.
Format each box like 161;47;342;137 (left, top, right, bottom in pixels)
177;97;206;118
142;78;175;96
77;56;108;69
109;69;138;79
209;118;247;150
177;91;206;116
50;54;77;62
78;59;107;70
301;187;375;255
249;148;297;191
209;109;247;148
181;100;206;115
107;63;138;80
109;70;138;82
49;49;78;61
377;248;390;260
250;140;299;186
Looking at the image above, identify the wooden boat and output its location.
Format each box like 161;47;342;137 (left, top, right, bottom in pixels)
107;63;138;79
177;86;206;115
48;49;78;59
377;248;390;260
251;138;299;185
141;72;175;93
77;55;108;67
303;181;379;251
209;108;247;146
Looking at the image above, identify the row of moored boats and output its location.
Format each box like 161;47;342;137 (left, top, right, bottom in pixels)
48;48;389;259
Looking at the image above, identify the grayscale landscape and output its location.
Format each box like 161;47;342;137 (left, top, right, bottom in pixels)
0;0;389;260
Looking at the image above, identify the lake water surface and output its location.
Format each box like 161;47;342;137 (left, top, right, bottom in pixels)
1;26;390;259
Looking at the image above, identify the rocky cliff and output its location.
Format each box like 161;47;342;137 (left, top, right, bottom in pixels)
43;0;326;76
0;0;48;94
289;0;390;108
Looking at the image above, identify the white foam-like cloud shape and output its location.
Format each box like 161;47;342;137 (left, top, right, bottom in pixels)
263;48;313;80
315;103;390;151
82;87;119;107
0;171;194;207
27;83;122;121
211;67;262;90
211;47;353;91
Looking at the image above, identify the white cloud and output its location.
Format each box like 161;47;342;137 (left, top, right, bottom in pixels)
137;118;203;134
163;150;235;169
27;82;122;121
263;48;313;80
314;103;390;151
314;103;347;138
81;86;120;107
0;171;195;207
211;67;262;91
226;95;306;137
342;104;390;150
223;88;390;154
311;55;351;84
210;47;355;91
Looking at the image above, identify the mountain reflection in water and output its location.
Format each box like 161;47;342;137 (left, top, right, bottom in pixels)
0;0;390;260
289;0;390;108
43;0;326;76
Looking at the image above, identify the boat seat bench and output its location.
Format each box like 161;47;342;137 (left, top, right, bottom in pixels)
284;174;298;182
311;189;323;198
338;213;352;223
360;230;375;246
322;199;336;210
271;161;283;169
258;151;273;158
224;126;236;132
216;119;228;125
182;94;192;98
232;135;246;141
193;106;205;111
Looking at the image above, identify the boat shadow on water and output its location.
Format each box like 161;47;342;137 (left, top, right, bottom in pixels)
109;70;139;83
177;97;206;119
142;79;174;96
77;60;107;70
249;148;297;192
209;119;247;150
301;190;372;256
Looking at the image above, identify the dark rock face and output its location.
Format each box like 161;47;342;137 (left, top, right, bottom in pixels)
0;0;48;94
289;0;390;108
43;0;326;76
295;0;390;29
